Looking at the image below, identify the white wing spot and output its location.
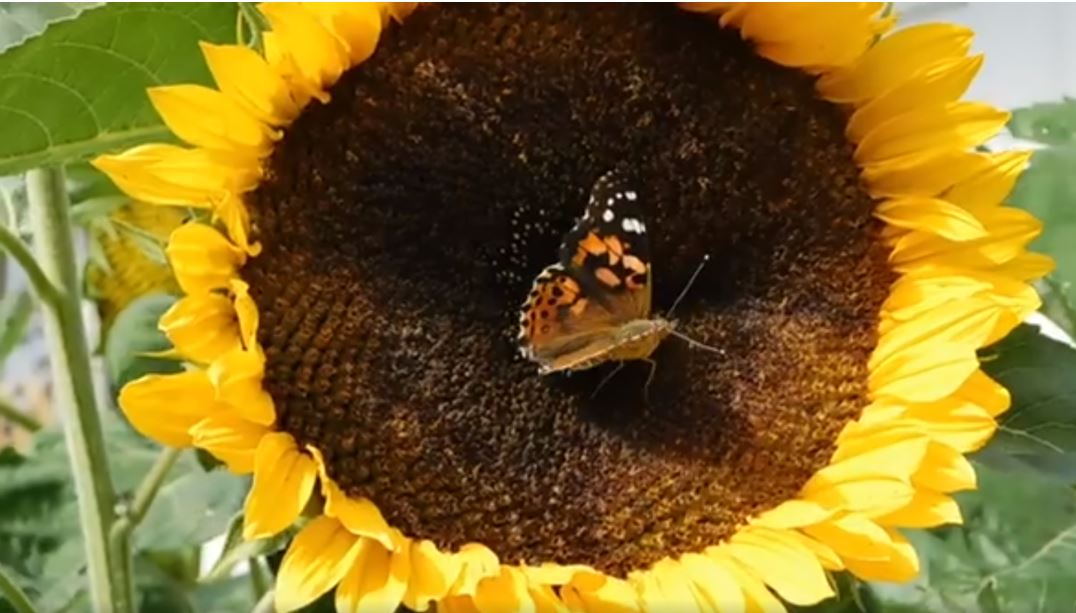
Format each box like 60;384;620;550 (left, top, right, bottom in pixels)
602;209;615;222
606;198;615;206
625;191;637;201
622;218;645;233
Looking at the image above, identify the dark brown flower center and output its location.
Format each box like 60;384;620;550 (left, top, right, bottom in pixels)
243;4;893;575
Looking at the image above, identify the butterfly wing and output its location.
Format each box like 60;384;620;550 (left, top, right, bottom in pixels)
517;169;655;372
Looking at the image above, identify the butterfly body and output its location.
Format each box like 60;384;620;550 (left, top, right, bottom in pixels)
539;316;675;375
518;169;676;375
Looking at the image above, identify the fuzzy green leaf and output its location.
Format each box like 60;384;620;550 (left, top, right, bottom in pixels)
975;324;1076;483
104;293;182;390
0;3;238;175
0;2;100;53
1009;98;1076;146
867;465;1076;612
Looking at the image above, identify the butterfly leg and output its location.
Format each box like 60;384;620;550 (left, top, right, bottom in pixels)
590;362;626;398
641;358;658;402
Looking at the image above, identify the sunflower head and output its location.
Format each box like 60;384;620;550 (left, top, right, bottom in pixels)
94;3;1051;611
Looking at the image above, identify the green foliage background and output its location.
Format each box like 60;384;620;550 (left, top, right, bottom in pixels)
0;3;1074;612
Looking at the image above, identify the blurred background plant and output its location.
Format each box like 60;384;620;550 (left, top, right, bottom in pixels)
0;3;1073;613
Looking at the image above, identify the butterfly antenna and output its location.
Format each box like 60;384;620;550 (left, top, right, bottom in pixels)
669;329;725;356
667;254;710;318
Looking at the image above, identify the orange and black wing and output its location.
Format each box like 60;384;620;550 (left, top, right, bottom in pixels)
517;169;654;368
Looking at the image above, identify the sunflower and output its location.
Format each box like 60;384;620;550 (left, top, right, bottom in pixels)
85;201;184;332
93;3;1052;611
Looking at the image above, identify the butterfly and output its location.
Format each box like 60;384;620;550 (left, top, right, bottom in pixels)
517;168;712;376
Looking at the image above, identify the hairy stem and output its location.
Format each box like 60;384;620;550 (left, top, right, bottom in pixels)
0;223;59;306
0;564;36;613
0;394;41;432
25;166;129;613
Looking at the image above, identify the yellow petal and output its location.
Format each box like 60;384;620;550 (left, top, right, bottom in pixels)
522;564;600;587
726;530;833;606
473;567;532;613
680;552;746;613
869;341;978;403
92;143;259;208
841;528;919;582
842;401;998;454
307;446;397;550
890;207;1042;272
905;405;997;452
751;500;835;529
862;150;999;199
802;514;892;562
764;529;844;571
704;549;785;613
530;585;569;613
945;150;1033;213
739;4;881;71
913;442;977;492
993;252;1055;282
403;539;461;611
875;197;987;241
148;85;276;154
260;3;348;94
159;292;240;364
307;3;383;64
847;55;982;142
275;516;365;612
118;369;218;447
208;346;275;425
167;221;246;294
882;272;992;322
335;537;410;613
561;574;640;613
382;2;417;23
199;42;299;126
956;369;1010;417
634;560;701;612
871;298;1008;371
817;23;975;103
214;191;260;256
243;432;318;539
189;412;268;474
856;102;1009;167
804;478;917;518
876;490;962;528
231;279;259;350
451;544;501;598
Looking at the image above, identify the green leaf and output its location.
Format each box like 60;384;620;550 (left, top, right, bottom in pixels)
866;465;1076;612
0;2;101;54
189;575;258;613
1008;121;1076;330
1009;98;1076;146
975;324;1076;483
790;573;870;612
0;3;238;175
203;513;290;583
134;469;247;552
0;290;32;368
104;292;182;389
0;446;73;602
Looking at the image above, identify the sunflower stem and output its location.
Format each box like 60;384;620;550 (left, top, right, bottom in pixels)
25;166;130;613
249;557;270;600
0;394;41;432
251;589;275;613
0;564;37;613
237;2;269;51
108;447;182;607
0;222;60;307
